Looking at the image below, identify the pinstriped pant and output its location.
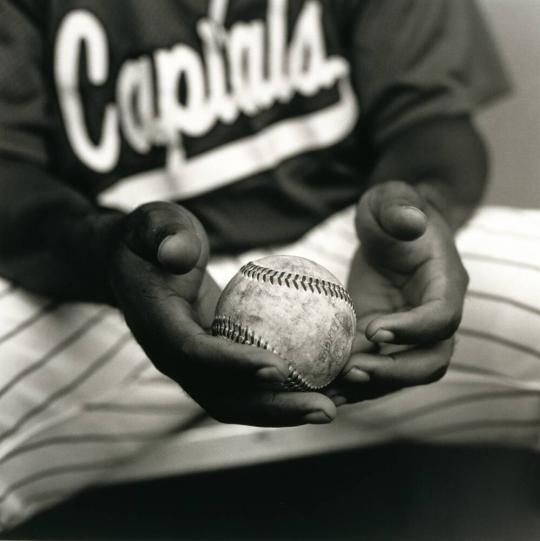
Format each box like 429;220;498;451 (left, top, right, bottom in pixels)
1;205;540;530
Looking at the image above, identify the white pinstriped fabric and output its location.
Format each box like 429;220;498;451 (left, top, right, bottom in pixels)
1;205;540;529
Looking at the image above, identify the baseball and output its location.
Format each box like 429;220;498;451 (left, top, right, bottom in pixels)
212;255;356;391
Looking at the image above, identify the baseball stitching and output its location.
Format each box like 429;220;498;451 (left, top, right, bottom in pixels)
240;261;356;315
212;315;327;391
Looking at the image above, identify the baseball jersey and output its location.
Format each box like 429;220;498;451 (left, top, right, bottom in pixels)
0;0;510;253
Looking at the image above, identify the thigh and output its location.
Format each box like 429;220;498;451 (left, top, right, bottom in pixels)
3;205;540;529
0;280;203;530
338;206;540;449
209;206;540;449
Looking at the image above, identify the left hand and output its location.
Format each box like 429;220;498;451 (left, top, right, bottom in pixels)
327;181;468;405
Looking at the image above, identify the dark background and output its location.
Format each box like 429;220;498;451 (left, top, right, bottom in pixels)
5;443;540;540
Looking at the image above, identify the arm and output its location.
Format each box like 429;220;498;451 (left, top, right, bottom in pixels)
367;115;488;231
328;116;484;401
0;155;336;426
0;0;336;427
0;156;124;303
326;0;509;402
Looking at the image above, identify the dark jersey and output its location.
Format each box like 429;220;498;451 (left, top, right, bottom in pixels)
0;0;509;252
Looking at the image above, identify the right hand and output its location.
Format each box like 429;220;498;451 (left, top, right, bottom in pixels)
109;202;336;427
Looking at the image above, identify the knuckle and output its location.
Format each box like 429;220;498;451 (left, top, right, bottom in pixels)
383;179;409;192
425;362;449;384
462;267;470;289
136;201;169;217
457;262;469;288
423;339;454;385
436;308;462;338
381;180;422;202
129;203;157;229
122;206;156;250
180;335;202;360
129;202;179;238
446;312;462;335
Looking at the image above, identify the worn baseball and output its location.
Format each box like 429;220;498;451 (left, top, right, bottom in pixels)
212;255;356;391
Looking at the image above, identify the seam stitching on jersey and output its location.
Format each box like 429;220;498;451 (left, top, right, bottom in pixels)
211;315;324;391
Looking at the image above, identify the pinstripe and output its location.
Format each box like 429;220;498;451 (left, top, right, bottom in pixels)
0;412;208;506
1;409;207;467
0;332;132;444
407;418;540;439
135;374;174;385
0;302;58;345
466;290;540;317
0;358;184;466
0;458;129;505
461;252;540;273
24;489;81;508
468;223;540;242
118;357;152;384
0;429;179;466
370;390;540;429
1;206;540;529
0;308;110;400
85;402;184;414
449;361;511;379
459;327;540;361
344;360;522;418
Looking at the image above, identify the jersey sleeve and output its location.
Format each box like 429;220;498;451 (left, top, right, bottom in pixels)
351;0;512;145
0;0;51;165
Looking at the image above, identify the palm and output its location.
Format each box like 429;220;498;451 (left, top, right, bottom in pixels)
108;201;336;427
346;248;407;353
151;254;219;332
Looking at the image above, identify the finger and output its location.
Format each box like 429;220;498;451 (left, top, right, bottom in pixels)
193;272;222;331
341;339;454;388
157;231;202;274
182;332;291;386
356;181;427;243
366;300;463;345
365;255;468;345
351;329;379;354
123;201;206;274
113;251;292;386
209;391;337;427
326;381;398;405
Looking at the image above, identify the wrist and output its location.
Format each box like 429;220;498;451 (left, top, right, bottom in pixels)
414;180;476;232
48;207;126;305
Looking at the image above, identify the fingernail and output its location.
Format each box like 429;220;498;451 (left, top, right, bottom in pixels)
331;395;348;407
401;206;426;220
370;329;395;344
344;367;371;383
304;410;333;424
157;235;178;264
256;367;286;384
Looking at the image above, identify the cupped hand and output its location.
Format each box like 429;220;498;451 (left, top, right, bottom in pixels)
328;181;468;404
109;202;336;426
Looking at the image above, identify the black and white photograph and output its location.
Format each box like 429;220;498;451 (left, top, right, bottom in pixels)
0;0;539;539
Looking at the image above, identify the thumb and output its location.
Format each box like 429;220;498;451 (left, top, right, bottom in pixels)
357;180;427;242
123;201;207;274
